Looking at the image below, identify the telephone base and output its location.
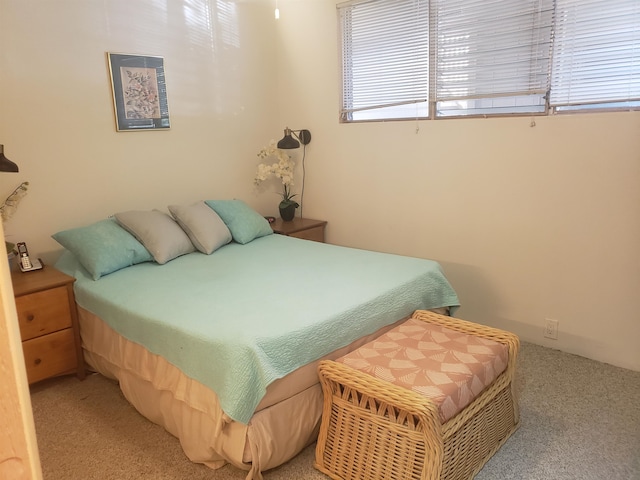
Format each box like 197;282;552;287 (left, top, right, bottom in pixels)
19;258;44;272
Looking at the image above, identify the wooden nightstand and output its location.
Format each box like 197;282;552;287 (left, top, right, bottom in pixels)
271;217;327;243
11;266;85;384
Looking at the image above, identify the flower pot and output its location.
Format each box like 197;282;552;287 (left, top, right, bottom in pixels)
279;203;296;221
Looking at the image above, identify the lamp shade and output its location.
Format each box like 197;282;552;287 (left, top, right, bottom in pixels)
0;145;19;173
277;129;300;149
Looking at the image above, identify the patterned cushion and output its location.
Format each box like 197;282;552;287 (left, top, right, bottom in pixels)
338;318;509;423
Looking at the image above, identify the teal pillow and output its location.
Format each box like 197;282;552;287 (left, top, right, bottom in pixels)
52;218;153;280
205;199;273;244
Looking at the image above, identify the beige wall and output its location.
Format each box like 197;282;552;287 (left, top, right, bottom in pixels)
0;0;280;261
275;0;640;371
1;0;638;371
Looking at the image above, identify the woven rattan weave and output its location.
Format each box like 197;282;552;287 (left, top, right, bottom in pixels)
314;310;520;480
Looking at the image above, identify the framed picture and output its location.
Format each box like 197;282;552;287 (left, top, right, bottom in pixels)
107;53;171;131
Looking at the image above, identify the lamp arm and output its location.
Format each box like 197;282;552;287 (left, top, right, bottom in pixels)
288;128;312;145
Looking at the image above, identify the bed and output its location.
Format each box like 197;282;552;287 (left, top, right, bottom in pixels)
52;201;459;480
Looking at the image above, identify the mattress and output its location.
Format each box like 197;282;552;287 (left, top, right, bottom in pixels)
56;234;459;478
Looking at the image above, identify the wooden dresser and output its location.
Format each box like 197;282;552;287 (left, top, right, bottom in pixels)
271;217;327;243
11;266;85;384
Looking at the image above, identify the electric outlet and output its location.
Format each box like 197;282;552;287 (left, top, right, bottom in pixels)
544;318;559;340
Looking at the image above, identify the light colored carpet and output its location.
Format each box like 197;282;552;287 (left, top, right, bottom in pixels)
30;342;640;479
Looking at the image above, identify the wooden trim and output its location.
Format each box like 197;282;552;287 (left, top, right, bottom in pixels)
0;223;43;480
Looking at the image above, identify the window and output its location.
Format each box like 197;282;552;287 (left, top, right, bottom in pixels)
435;0;554;118
550;0;640;112
338;0;640;121
339;0;429;122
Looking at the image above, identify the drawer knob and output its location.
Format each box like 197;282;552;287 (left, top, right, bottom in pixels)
34;358;42;365
27;314;35;322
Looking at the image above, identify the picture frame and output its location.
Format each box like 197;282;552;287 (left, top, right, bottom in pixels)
107;53;171;131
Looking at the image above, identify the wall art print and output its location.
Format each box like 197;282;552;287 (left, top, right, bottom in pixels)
107;53;171;131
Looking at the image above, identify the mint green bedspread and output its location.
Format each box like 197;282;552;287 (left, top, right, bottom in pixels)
56;234;459;424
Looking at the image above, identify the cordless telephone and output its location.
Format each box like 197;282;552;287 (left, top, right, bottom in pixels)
16;242;43;272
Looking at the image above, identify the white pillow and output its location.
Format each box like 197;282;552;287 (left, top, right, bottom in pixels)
115;210;195;264
168;201;232;254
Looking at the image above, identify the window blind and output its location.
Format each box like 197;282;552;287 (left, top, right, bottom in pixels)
434;0;554;116
339;0;429;121
550;0;640;109
338;0;640;121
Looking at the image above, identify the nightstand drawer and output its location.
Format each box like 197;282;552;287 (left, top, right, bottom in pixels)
22;328;77;384
15;286;72;341
271;218;327;243
290;225;325;242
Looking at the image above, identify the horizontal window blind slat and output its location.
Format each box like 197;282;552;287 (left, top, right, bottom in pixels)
437;90;547;102
341;98;428;115
437;8;554;28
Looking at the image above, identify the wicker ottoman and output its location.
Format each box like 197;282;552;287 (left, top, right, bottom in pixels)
314;310;519;480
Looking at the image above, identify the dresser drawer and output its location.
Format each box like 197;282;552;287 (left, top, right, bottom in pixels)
22;328;78;384
15;286;72;341
290;225;325;242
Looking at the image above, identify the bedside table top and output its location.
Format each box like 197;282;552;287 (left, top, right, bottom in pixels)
271;217;327;235
10;265;76;297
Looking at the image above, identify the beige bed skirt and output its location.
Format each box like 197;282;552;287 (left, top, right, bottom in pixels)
78;306;447;479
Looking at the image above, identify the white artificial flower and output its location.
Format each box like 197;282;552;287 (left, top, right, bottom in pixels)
0;181;29;223
253;142;297;203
